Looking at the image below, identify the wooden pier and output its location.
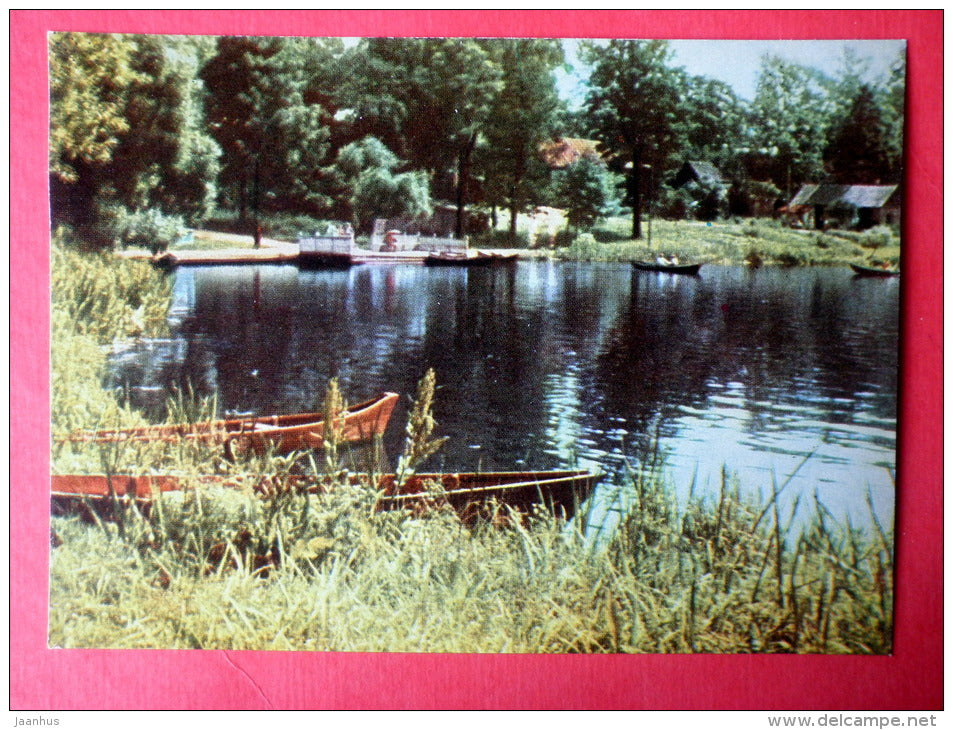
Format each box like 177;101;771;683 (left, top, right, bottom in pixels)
114;231;547;269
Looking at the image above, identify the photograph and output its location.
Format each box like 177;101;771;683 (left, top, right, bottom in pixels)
12;9;943;712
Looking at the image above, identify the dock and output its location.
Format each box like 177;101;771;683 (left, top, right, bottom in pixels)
115;230;550;268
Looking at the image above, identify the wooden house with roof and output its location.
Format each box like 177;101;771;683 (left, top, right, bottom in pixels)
672;161;727;190
788;184;900;230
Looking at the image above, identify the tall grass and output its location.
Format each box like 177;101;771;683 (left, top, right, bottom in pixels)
48;243;894;654
49;457;893;653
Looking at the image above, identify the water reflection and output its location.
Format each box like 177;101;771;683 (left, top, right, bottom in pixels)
108;261;899;528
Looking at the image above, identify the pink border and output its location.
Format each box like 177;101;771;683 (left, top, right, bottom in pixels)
12;10;942;710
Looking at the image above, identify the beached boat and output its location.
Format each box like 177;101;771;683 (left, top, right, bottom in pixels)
631;260;703;275
850;262;900;277
50;469;601;523
376;469;600;521
59;392;400;456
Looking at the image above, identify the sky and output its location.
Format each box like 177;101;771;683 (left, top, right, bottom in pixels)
557;38;906;104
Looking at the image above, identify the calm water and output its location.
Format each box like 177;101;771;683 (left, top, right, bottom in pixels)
108;261;899;528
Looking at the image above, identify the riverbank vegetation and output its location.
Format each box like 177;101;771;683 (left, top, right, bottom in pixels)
49;250;894;653
50;34;904;254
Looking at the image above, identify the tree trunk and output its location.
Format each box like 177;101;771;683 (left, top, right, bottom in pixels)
508;153;526;244
631;149;643;240
454;133;477;240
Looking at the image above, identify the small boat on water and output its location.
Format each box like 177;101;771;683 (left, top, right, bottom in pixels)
850;262;900;277
424;251;498;267
58;392;400;456
50;469;601;523
631;260;702;275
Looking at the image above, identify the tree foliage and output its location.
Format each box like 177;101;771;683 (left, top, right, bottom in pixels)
582;40;688;238
50;33;219;244
49;34;906;248
200;37;333;222
333;136;432;229
479;39;565;241
749;55;832;195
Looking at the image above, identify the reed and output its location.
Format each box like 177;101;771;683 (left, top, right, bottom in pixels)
49;453;893;653
47;246;894;654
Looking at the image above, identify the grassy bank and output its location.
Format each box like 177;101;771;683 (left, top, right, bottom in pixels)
48;245;894;653
159;212;901;269
553;217;901;268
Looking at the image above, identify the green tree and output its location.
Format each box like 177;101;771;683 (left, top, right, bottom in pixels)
50;33;219;244
552;155;617;231
200;36;334;226
681;76;750;173
581;40;688;239
750;56;831;195
479;39;565;242
825;84;894;183
881;49;906;181
333;136;431;229
343;38;503;238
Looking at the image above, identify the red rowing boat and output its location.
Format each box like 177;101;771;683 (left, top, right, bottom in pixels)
51;469;602;522
58;392;399;456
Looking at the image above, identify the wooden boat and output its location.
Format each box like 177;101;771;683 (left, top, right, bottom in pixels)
850;262;900;277
632;260;702;275
375;469;600;522
59;392;400;456
50;469;601;523
481;252;519;265
424;251;497;267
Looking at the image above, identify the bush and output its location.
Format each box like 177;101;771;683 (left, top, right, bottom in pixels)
112;209;187;254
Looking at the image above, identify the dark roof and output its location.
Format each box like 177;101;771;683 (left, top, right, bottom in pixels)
673;161;727;188
789;184;899;208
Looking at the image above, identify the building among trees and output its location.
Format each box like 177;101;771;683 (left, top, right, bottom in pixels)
788;184;900;230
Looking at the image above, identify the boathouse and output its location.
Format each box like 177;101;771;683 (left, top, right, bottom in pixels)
787;184;900;230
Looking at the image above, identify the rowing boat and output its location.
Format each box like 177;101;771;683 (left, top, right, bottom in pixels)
424;251;496;267
376;469;600;521
50;469;601;522
850;263;900;277
631;260;703;275
59;392;400;456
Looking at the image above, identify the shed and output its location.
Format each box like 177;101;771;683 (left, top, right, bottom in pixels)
672;161;727;189
788;184;899;230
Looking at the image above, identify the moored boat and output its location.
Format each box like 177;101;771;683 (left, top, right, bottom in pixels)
50;469;602;523
850;262;900;277
58;391;400;456
632;260;702;275
424;251;496;267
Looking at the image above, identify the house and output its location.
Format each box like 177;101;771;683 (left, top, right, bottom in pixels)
538;137;603;169
787;184;900;230
672;161;727;190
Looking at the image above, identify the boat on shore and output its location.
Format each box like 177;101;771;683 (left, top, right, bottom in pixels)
51;469;601;523
632;260;703;275
850;262;900;277
58;392;400;456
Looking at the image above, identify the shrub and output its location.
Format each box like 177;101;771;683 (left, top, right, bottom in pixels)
112;208;187;254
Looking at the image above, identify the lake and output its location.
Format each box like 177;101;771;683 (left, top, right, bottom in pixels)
108;260;899;530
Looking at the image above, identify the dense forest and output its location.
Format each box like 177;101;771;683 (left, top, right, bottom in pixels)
49;34;905;248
